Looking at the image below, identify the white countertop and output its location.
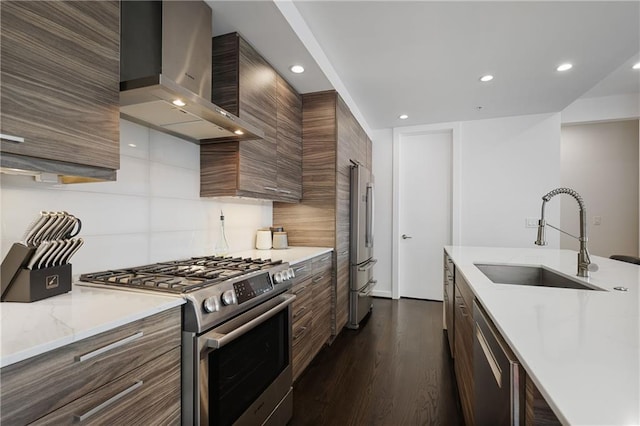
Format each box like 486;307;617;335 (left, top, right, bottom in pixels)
0;285;184;369
0;246;331;369
445;246;639;426
230;246;333;265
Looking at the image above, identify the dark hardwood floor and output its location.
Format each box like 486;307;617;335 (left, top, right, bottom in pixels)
291;298;463;426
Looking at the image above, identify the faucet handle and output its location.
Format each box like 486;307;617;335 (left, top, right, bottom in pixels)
587;263;599;272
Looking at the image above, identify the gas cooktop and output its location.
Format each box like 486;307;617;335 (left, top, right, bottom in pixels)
79;256;284;294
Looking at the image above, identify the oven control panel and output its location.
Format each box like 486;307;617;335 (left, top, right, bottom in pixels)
193;264;295;329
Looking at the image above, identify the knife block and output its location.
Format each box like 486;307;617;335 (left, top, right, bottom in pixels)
1;264;72;302
1;243;71;302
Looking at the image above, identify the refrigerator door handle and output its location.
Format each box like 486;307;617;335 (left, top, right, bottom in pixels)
359;279;378;296
357;258;378;271
366;183;374;247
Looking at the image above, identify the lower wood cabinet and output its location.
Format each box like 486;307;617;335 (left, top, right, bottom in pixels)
454;272;475;426
443;252;455;356
290;252;334;381
0;307;181;425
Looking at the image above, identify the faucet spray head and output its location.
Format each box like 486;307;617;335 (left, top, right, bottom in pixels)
535;219;547;246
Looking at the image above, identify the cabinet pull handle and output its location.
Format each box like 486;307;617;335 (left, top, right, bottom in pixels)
293;326;308;341
75;380;144;422
75;332;143;362
294;265;308;273
279;189;292;194
293;286;307;295
294;306;307;318
313;275;324;283
476;324;502;387
1;133;25;143
264;186;279;192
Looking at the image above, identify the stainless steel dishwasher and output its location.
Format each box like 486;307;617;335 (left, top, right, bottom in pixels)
473;300;525;425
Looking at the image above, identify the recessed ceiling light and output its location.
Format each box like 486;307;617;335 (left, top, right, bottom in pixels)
556;63;573;72
633;62;640;70
234;130;244;135
128;143;137;148
479;75;494;82
399;114;408;120
172;99;186;107
290;65;304;74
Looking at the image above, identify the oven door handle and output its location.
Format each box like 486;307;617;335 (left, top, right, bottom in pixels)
206;294;296;350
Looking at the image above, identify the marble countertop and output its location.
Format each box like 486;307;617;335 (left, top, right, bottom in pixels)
230;246;333;265
0;246;332;369
0;285;184;368
445;246;639;426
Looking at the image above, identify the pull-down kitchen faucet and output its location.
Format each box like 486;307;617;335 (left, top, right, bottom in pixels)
534;187;596;277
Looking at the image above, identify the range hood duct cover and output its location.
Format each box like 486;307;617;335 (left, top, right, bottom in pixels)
119;0;263;143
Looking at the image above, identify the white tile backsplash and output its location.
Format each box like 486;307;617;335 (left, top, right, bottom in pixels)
0;119;273;273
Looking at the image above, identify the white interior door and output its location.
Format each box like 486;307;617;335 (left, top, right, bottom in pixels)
398;131;452;300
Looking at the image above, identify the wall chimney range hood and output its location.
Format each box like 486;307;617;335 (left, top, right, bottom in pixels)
119;0;263;143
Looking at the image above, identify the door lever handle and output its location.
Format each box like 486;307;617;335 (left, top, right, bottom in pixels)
402;234;412;239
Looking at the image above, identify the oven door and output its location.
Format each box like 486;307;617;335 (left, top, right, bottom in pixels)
189;293;294;426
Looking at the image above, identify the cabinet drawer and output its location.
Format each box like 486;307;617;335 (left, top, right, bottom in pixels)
455;268;474;308
312;252;332;274
32;347;181;425
291;259;312;283
1;307;181;425
292;277;313;323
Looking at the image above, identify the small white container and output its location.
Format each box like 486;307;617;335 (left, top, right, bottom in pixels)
272;232;288;249
256;230;272;250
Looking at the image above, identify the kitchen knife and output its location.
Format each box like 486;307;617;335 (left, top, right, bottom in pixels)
44;239;67;268
51;213;73;240
31;212;58;245
42;212;67;242
60;238;84;265
22;212;49;246
26;241;51;270
51;239;73;267
37;240;61;269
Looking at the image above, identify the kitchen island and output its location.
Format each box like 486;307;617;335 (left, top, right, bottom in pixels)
445;246;639;425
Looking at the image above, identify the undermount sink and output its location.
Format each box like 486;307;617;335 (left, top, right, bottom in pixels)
474;263;603;291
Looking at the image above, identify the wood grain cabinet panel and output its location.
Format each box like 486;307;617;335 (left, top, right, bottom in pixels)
290;253;334;381
443;252;455;357
0;1;120;179
31;347;181;425
203;33;301;201
454;276;475;426
274;90;371;338
0;307;181;425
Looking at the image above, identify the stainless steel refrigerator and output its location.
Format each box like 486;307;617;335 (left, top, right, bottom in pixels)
349;163;377;329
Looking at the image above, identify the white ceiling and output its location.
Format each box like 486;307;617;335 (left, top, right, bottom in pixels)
206;1;640;131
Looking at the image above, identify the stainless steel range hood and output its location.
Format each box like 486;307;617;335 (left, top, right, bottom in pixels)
120;0;263;143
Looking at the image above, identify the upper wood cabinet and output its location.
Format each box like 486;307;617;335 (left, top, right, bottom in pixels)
273;90;372;335
0;1;120;181
201;33;301;202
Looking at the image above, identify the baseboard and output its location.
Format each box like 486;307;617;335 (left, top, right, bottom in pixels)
372;289;392;298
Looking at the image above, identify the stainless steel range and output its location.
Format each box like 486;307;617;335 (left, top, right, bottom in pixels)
79;255;296;425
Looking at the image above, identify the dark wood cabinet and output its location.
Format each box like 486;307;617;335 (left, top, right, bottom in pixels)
273;90;371;336
290;252;333;381
0;1;120;181
1;308;181;425
443;252;455;356
202;33;301;202
454;271;475;426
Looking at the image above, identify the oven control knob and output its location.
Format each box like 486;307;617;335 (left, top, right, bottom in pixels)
273;272;284;284
203;296;220;313
282;269;291;280
288;267;295;279
221;289;237;306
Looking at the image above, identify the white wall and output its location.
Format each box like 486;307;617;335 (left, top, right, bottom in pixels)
561;93;640;124
560;120;639;257
459;113;561;248
0;119;273;275
371;112;561;298
371;128;392;298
